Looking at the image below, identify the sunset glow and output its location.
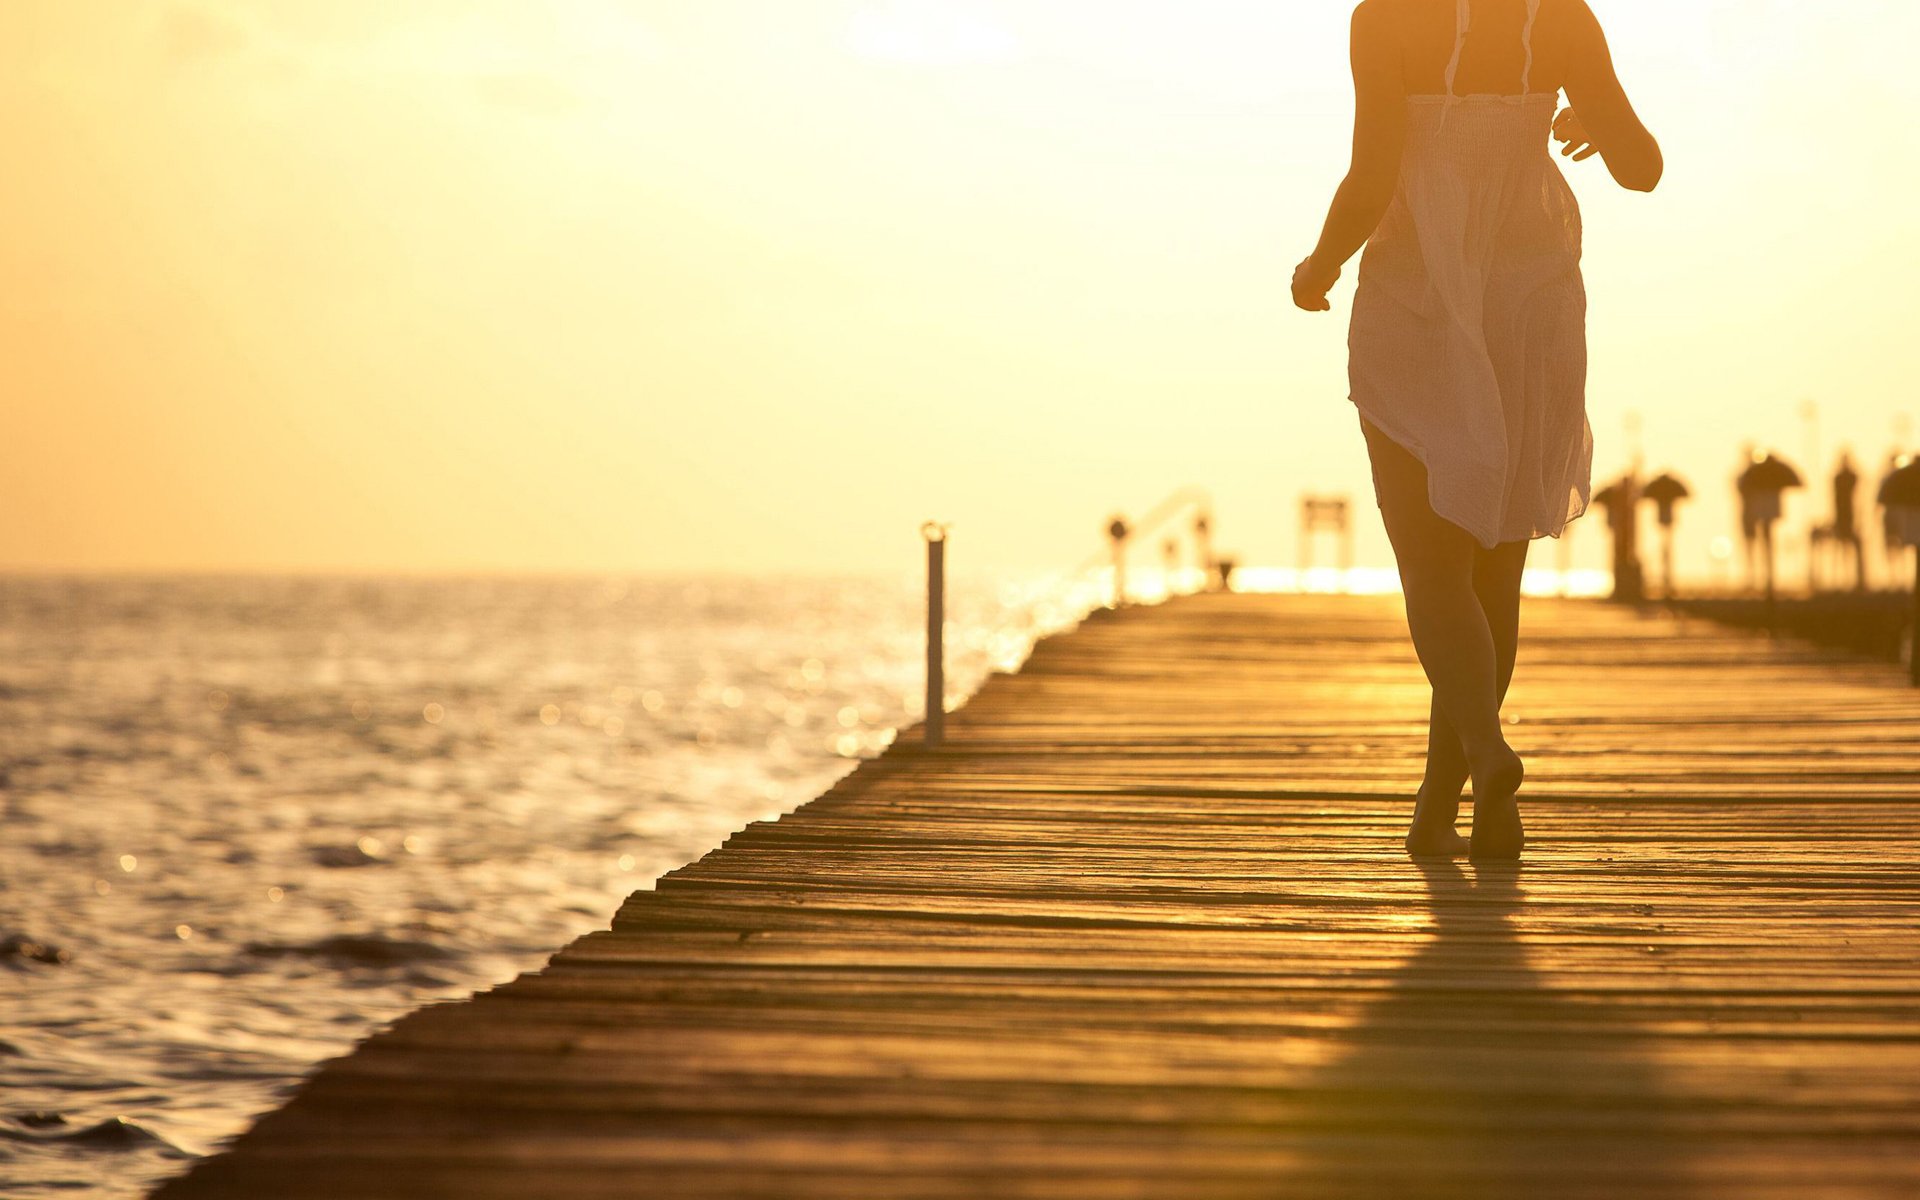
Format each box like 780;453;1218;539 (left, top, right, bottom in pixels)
6;1;1912;580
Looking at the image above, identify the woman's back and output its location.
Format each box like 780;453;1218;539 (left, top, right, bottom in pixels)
1379;0;1572;98
1349;0;1591;550
1368;0;1663;193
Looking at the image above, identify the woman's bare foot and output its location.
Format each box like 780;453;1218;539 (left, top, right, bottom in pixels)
1405;789;1470;858
1468;745;1525;860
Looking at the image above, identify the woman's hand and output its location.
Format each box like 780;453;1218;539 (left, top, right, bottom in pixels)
1552;108;1601;162
1292;256;1340;313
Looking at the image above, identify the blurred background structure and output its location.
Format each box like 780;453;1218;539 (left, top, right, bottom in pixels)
4;1;1919;588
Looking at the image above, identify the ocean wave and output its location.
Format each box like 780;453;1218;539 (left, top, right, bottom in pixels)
1;934;72;967
0;1115;194;1159
0;571;1044;1199
242;934;460;968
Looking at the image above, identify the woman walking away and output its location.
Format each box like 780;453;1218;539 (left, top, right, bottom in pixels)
1292;0;1661;859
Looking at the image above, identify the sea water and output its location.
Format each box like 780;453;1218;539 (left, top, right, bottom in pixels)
0;573;1072;1198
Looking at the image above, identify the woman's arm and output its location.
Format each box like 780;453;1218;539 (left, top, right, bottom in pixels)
1560;0;1662;191
1294;1;1407;313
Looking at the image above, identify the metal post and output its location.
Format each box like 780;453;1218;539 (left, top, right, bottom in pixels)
1108;517;1130;608
922;522;947;748
1298;503;1311;576
1763;520;1777;636
1662;526;1676;601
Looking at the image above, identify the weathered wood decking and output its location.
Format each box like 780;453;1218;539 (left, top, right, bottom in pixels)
156;594;1920;1199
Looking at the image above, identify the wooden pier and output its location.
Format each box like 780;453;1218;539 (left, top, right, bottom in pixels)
155;594;1920;1199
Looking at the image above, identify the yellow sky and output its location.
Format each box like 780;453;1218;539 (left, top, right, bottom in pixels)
5;1;1916;579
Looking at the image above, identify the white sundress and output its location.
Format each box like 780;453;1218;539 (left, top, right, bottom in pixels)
1349;0;1591;550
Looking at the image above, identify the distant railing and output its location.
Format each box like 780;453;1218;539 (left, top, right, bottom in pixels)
916;487;1225;748
1094;486;1223;608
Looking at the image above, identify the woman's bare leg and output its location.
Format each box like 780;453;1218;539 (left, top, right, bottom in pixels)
1425;538;1530;773
1361;420;1526;858
1408;698;1474;857
1415;540;1530;844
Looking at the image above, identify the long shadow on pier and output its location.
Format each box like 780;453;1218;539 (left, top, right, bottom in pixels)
1294;860;1694;1199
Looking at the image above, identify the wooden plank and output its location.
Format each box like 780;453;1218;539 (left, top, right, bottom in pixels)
153;595;1920;1199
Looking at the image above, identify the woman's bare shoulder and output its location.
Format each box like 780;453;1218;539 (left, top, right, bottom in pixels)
1535;0;1617;82
1347;0;1414;94
1540;0;1606;46
1350;0;1404;30
1348;0;1403;53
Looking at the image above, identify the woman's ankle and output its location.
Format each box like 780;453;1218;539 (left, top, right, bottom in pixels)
1466;739;1519;772
1411;782;1465;822
1467;742;1525;801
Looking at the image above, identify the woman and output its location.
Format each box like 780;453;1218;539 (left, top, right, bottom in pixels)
1292;0;1661;859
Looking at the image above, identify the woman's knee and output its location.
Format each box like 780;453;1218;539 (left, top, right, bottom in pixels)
1398;552;1479;612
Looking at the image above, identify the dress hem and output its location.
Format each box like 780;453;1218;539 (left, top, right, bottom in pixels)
1352;397;1585;550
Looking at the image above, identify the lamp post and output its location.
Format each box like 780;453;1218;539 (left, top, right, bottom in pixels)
1193;511;1215;588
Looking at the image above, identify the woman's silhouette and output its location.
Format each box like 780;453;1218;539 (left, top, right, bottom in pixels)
1293;0;1660;859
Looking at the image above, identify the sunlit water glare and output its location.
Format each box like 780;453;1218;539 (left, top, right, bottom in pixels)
0;572;1093;1198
